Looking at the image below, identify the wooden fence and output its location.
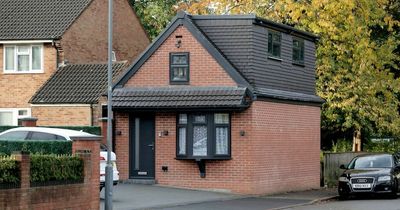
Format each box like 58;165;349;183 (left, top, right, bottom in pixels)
323;152;370;187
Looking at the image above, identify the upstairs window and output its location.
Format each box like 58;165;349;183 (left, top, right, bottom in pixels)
170;52;189;84
268;31;281;58
4;45;43;73
292;38;305;65
177;113;231;159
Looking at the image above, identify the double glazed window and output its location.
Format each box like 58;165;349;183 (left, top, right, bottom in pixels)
177;113;230;159
0;108;31;126
4;45;43;73
292;38;305;65
268;31;281;58
170;52;189;83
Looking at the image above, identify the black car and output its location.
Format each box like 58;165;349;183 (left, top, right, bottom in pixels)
338;153;400;199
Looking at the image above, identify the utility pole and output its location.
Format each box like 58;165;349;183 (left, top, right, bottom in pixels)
105;0;114;209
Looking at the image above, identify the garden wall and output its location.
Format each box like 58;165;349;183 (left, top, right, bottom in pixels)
0;137;100;210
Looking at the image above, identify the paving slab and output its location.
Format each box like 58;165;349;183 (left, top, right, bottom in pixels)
100;183;240;210
100;184;338;210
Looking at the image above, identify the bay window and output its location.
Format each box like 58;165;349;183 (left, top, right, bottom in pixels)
4;45;43;73
177;113;231;159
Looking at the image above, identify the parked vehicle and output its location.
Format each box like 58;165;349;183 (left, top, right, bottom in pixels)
0;127;119;191
338;153;400;199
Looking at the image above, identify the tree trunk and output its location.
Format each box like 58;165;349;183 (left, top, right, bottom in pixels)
352;129;362;152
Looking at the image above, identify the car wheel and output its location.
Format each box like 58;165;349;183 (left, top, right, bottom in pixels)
338;190;349;200
389;180;398;199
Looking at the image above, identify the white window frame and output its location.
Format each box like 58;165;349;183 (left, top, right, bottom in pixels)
3;44;44;73
0;108;31;126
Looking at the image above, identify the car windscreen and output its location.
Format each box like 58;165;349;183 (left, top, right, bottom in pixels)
0;131;29;140
348;155;393;169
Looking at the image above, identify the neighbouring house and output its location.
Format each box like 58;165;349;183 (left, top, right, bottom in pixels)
0;0;149;126
29;62;127;126
111;12;323;195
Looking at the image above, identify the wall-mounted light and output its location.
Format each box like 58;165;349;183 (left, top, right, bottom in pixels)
116;131;122;136
175;35;182;48
163;130;169;136
240;130;245;136
162;166;168;172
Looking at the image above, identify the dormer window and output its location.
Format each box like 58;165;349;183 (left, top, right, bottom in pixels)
3;45;43;73
267;31;281;58
170;52;189;84
292;38;305;65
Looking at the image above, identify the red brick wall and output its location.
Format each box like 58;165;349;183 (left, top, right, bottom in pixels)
114;112;130;180
0;139;100;210
61;0;149;64
124;26;236;87
248;101;321;194
0;44;57;108
114;101;320;194
32;105;93;126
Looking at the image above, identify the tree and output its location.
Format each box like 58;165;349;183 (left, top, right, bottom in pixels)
130;0;179;40
133;0;400;151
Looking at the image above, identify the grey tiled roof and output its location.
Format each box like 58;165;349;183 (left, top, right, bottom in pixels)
30;62;127;104
0;0;92;40
112;87;249;109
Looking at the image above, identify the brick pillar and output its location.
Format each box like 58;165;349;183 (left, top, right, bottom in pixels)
72;136;101;210
99;117;108;145
20;117;38;127
13;151;30;209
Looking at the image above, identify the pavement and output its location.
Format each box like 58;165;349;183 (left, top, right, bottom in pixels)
100;184;337;210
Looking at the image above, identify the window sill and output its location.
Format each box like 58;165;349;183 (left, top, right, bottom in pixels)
292;62;305;67
170;81;189;85
267;56;282;62
175;156;231;161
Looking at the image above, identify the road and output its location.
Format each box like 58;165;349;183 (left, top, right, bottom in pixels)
286;197;400;210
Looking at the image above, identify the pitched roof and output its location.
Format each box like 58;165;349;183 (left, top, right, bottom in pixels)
0;0;92;40
30;62;127;104
115;12;322;105
112;87;250;110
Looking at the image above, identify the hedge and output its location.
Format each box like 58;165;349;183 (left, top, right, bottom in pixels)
0;126;101;135
30;154;84;185
0;141;72;156
0;156;20;187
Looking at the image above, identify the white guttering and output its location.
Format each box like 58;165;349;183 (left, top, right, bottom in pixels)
0;40;53;44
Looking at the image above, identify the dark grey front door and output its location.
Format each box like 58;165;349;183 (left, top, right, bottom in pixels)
129;114;155;179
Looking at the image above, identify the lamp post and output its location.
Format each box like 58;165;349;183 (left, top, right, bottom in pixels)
105;0;114;209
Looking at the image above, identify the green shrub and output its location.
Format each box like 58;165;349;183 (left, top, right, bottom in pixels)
46;126;101;135
364;139;400;153
331;139;352;152
30;154;83;184
0;141;72;155
0;156;20;185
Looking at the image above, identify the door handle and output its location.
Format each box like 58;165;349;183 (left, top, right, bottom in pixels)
147;143;154;150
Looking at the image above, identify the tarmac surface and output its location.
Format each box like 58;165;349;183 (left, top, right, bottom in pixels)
100;183;337;210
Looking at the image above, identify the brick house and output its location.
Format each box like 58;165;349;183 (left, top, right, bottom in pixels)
0;0;149;126
112;12;323;195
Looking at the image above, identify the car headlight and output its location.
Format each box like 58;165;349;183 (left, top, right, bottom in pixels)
378;176;391;182
339;177;348;182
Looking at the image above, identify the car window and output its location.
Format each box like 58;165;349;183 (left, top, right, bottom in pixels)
56;135;67;140
0;131;29;140
30;132;59;141
349;155;393;169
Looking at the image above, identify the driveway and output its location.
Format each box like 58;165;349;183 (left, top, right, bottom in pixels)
100;183;240;210
100;184;336;210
